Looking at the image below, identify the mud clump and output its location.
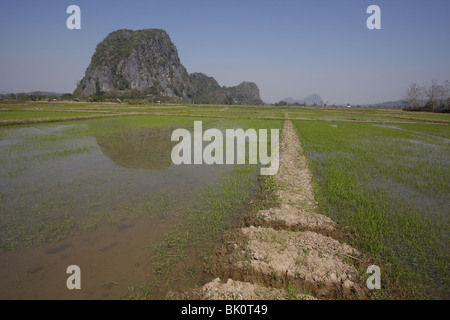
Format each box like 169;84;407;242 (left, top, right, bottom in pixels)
170;277;317;300
211;226;367;299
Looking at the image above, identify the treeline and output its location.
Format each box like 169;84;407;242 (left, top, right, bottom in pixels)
0;90;251;105
403;80;449;113
81;88;190;104
0;91;189;105
274;101;310;107
0;92;69;102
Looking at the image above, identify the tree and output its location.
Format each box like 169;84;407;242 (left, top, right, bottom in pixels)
423;79;442;111
225;96;234;105
17;93;29;101
437;80;449;110
403;82;422;110
403;80;449;112
61;93;74;100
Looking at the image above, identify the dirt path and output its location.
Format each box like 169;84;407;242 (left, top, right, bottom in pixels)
172;118;369;300
257;120;338;235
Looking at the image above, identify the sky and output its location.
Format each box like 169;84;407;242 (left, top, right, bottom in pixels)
0;0;449;105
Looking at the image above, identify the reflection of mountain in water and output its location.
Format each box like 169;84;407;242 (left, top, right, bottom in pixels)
96;126;176;170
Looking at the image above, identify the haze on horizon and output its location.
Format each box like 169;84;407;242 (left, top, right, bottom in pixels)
0;0;449;105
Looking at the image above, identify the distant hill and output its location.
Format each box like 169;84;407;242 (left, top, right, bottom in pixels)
74;29;263;105
369;100;405;108
283;94;323;105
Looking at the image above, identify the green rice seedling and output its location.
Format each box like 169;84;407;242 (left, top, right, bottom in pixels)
293;119;449;299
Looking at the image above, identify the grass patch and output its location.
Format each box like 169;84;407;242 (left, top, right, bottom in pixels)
293;120;449;299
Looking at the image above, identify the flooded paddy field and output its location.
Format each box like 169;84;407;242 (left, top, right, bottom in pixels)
0;102;448;299
293;120;449;298
0;113;281;299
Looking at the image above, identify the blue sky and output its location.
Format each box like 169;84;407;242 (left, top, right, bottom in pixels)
0;0;449;104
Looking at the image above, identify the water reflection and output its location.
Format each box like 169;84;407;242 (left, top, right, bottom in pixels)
95;126;176;170
0;119;248;299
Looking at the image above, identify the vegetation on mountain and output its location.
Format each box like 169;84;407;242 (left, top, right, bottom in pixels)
73;29;263;105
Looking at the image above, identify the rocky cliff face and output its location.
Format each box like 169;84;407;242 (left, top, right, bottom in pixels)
186;73;262;105
228;82;262;105
74;29;263;105
74;29;189;98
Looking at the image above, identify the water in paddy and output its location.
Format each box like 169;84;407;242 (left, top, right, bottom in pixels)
0;119;259;299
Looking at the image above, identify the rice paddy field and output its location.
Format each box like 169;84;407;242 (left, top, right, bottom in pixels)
0;102;448;299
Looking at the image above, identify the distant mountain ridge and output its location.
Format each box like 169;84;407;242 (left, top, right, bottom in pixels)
74;29;263;105
282;94;323;105
369;100;405;108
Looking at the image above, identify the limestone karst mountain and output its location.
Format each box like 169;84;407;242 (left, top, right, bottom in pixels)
74;29;263;105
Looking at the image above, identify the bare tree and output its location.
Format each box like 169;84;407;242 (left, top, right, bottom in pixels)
439;80;450;110
423;79;442;110
404;80;449;112
403;82;422;110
